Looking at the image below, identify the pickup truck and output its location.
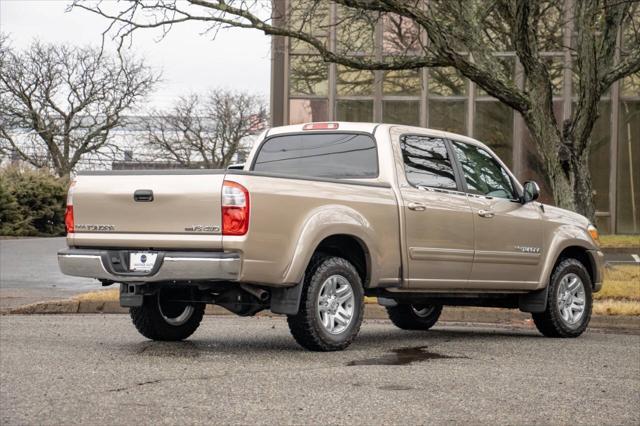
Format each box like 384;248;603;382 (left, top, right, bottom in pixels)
58;122;604;351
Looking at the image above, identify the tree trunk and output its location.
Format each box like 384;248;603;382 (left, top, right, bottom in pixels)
533;127;597;224
566;144;596;224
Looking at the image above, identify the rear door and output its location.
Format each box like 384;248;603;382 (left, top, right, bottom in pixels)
397;134;475;289
449;140;543;289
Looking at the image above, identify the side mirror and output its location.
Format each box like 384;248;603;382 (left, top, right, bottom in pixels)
522;181;540;203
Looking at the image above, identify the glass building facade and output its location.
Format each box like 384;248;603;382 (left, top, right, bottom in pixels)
270;1;640;234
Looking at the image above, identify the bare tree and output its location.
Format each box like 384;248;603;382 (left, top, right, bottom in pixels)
0;38;157;177
144;89;267;168
74;0;640;220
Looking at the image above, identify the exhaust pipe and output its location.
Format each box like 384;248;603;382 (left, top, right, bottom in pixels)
240;284;270;302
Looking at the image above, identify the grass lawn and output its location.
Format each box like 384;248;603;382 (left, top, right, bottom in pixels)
599;234;640;249
593;265;640;316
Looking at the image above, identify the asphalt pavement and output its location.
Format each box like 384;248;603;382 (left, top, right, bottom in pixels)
1;237;638;312
1;315;639;425
0;238;101;310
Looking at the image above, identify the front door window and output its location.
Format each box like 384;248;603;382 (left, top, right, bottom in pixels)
451;141;516;200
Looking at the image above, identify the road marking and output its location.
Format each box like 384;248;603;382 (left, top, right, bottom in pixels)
632;254;640;263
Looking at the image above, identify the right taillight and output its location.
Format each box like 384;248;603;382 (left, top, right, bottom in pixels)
222;180;250;236
65;205;74;234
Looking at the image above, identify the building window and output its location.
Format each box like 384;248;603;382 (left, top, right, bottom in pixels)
383;100;420;126
428;67;467;97
336;65;375;96
336;99;374;122
289;55;328;96
289;99;328;124
588;101;611;232
617;98;640;234
383;69;422;96
336;6;376;55
428;99;467;135
289;0;329;53
474;101;514;167
382;13;421;55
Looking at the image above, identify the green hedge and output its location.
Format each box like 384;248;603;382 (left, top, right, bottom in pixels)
0;167;68;236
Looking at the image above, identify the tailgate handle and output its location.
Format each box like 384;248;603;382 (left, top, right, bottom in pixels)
133;189;154;202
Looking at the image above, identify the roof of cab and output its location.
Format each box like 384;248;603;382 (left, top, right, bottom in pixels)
266;122;489;150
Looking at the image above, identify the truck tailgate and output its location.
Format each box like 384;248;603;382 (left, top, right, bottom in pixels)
70;171;224;249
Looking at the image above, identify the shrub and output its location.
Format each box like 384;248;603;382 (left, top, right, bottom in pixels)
0;167;68;236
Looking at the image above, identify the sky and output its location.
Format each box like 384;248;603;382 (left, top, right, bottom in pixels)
0;0;272;109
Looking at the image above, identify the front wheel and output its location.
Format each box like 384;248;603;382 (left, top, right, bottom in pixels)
386;303;442;330
287;255;364;351
130;288;205;341
532;258;592;338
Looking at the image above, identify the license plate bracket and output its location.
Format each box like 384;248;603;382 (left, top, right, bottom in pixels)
129;252;158;272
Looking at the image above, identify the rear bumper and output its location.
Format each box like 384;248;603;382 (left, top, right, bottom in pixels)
58;248;240;283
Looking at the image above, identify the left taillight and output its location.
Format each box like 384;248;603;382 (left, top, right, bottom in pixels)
222;180;250;236
65;180;76;234
64;205;74;234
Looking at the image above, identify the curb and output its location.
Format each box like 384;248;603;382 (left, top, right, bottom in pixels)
7;299;640;333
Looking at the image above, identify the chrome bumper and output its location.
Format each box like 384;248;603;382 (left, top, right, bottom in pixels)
58;248;240;283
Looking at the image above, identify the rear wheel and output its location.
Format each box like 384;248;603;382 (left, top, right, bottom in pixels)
287;255;364;351
386;303;443;330
130;288;205;341
532;258;592;338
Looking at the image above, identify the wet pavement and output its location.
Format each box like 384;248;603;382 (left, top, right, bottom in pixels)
1;315;638;425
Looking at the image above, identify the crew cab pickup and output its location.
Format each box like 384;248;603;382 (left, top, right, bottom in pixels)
59;122;604;351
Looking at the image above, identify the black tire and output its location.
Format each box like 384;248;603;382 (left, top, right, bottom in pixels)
287;255;365;351
130;288;205;341
386;303;443;330
532;258;593;338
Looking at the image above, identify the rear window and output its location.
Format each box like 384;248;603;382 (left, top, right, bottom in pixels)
252;133;378;179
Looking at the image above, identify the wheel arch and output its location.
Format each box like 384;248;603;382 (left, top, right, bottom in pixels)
548;245;597;288
312;234;371;287
282;205;381;287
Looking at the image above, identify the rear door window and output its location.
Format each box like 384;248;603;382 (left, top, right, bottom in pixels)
400;135;458;190
252;133;378;179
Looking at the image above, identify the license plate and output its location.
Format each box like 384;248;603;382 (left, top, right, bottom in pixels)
129;252;158;272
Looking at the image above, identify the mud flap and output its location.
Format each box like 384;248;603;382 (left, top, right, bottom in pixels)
519;286;549;313
270;282;304;315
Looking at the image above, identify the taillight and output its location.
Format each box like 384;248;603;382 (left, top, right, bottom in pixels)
222;180;249;236
65;205;74;234
65;180;76;234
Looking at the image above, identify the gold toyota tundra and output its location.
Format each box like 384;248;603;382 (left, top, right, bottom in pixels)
58;122;604;351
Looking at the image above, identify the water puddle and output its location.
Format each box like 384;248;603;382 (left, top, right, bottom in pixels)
347;346;465;366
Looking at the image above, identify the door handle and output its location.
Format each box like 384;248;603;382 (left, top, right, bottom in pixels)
478;209;494;218
408;202;426;211
133;189;154;202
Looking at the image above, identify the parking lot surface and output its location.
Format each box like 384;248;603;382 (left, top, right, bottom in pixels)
1;315;638;425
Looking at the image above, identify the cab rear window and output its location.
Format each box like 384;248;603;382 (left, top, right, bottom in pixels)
252;133;378;179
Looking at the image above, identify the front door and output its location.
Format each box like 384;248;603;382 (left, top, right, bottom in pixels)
450;140;543;290
398;135;475;289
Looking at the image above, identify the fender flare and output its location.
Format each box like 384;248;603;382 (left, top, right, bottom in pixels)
282;205;380;288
